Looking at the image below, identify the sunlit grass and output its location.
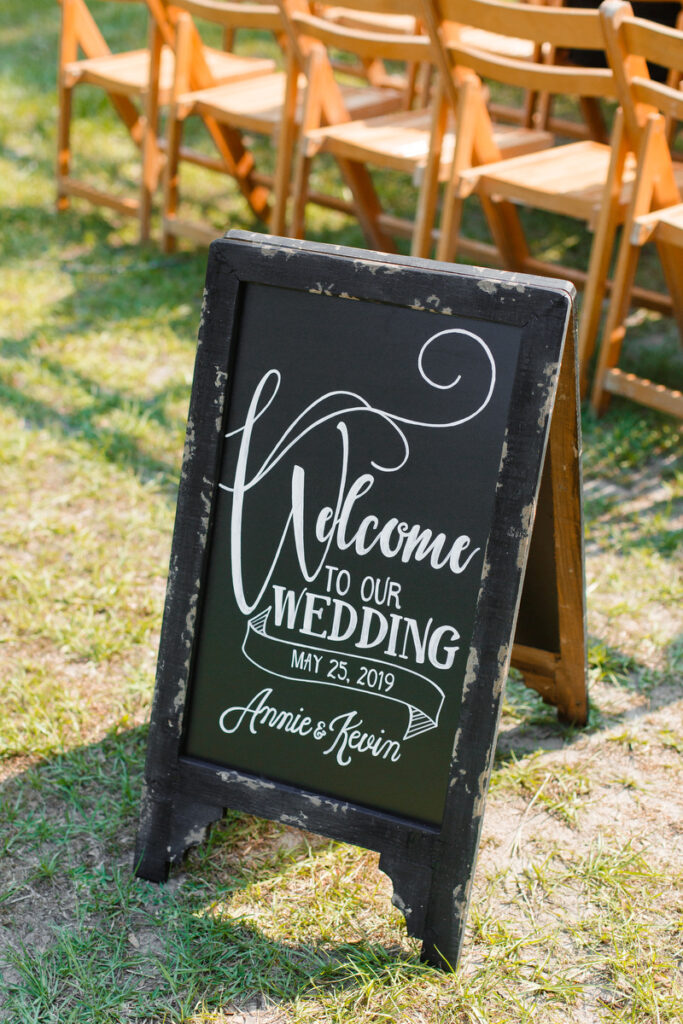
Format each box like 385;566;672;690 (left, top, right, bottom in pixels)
1;0;682;1020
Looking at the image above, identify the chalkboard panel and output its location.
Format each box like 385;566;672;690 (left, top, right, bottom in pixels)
136;232;583;968
183;281;521;826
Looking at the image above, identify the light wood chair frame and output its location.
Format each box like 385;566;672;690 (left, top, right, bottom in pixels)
283;0;556;256
591;0;683;418
56;0;173;240
280;0;435;253
160;0;292;250
314;4;427;96
56;0;280;240
420;0;644;388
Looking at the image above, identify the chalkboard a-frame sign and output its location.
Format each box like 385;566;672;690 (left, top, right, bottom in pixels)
136;231;586;969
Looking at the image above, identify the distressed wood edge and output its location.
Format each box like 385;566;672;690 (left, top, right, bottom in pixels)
510;307;588;725
378;850;433;939
135;784;224;882
135;233;578;968
419;287;575;969
134;256;242;880
221;229;578;304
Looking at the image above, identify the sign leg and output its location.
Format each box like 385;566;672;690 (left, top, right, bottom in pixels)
512;313;588;725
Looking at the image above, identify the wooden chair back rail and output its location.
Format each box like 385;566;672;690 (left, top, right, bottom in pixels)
443;43;616;97
307;3;432;104
420;0;615;141
434;0;608;48
289;12;432;60
318;7;417;32
631;75;683;118
316;0;423;15
615;16;683;118
621;15;683;70
588;0;683;418
167;0;283;32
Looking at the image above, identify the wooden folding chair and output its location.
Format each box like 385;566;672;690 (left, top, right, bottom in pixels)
56;0;274;241
160;0;290;249
161;0;423;248
590;0;683;417
283;0;554;256
320;2;565;126
421;0;649;387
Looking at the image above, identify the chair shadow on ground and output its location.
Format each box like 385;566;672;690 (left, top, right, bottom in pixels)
0;203;214;496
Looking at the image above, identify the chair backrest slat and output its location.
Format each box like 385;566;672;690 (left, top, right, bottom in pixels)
424;0;616;100
630;74;683;119
316;0;422;17
601;0;683;123
288;10;431;61
423;0;618;115
169;0;283;32
434;0;607;50
621;13;683;74
443;41;615;98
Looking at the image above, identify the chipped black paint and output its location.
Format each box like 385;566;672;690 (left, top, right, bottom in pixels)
135;232;579;969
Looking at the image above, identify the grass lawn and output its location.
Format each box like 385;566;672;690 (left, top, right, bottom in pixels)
1;1;681;1021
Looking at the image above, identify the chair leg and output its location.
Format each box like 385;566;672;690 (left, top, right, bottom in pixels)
162;107;184;253
290;145;312;240
480;193;530;270
270;50;299;236
139;133;160;246
576;224;615;397
336;156;397;253
577;109;629;394
411;87;448;259
436;75;480;262
591;114;673;413
590;232;642;416
270;136;292;238
139;19;165;243
577;199;623;396
57;80;73;212
436;182;466;263
206;115;270;221
57;0;78;212
579;96;608;145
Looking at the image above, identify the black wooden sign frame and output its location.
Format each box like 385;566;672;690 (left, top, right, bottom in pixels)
135;232;584;969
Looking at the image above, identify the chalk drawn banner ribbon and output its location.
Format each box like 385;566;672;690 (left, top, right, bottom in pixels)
242;608;445;741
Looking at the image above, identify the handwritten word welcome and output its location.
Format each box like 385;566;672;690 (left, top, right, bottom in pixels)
220;329;496;615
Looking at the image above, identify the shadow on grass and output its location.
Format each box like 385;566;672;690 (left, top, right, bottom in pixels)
0;204;216;493
1;622;681;1020
495;631;682;764
0;725;433;1020
0;352;192;493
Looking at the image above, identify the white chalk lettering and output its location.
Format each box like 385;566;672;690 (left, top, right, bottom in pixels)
219;688;313;738
218;689;403;766
270;585;459;670
221;327;495;614
323;711;402;767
